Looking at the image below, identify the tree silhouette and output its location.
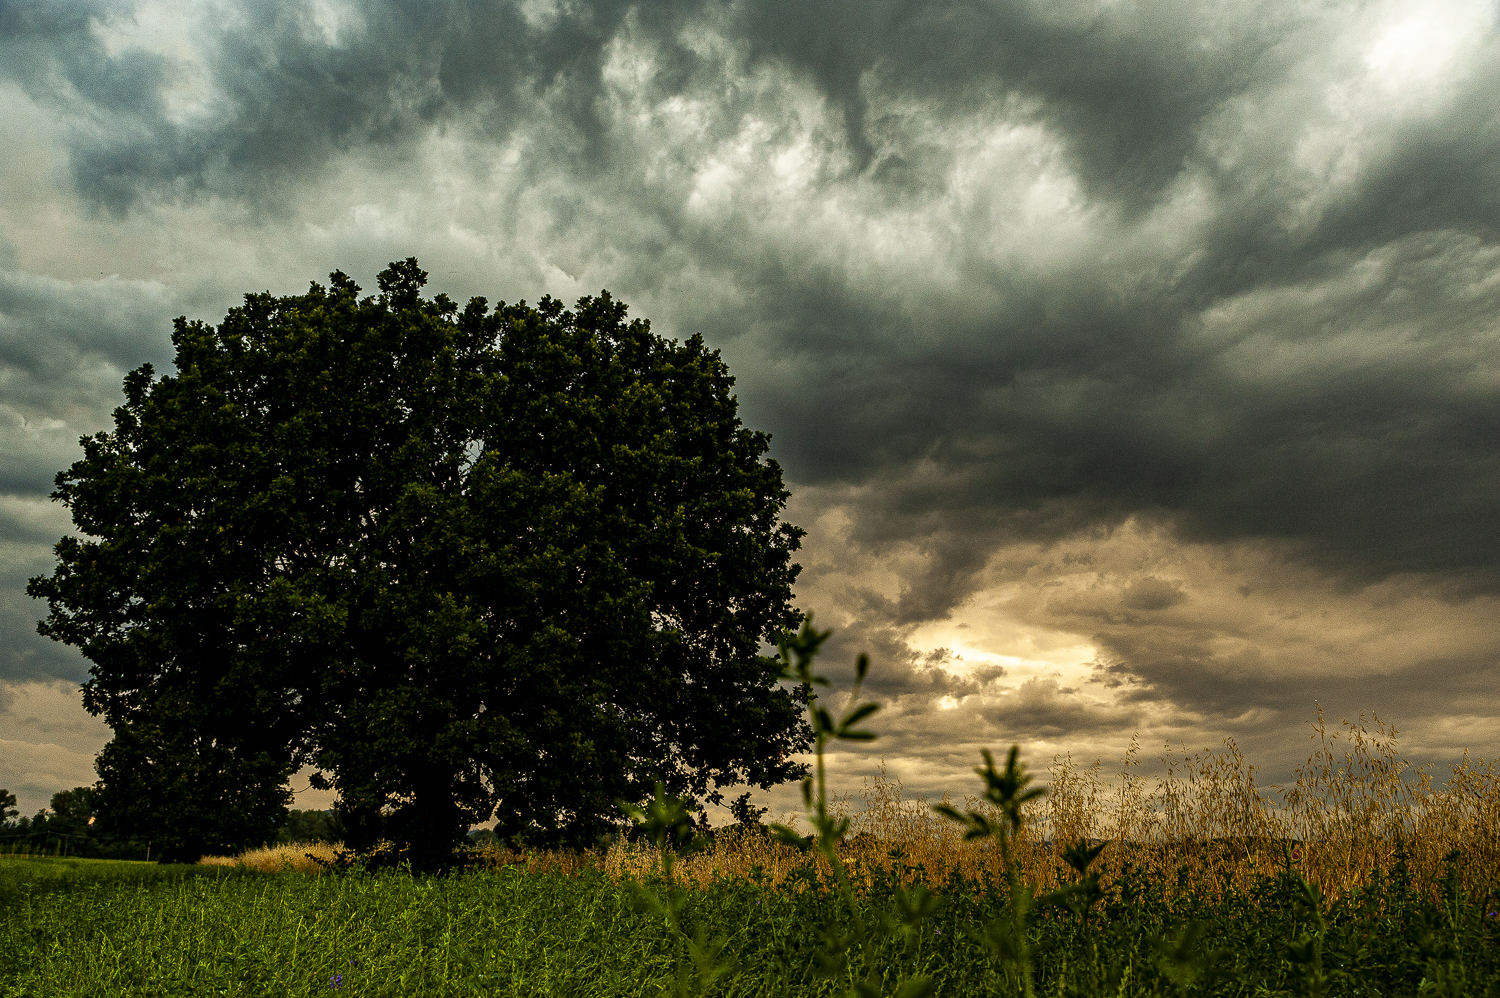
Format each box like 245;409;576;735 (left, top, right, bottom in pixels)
31;260;810;868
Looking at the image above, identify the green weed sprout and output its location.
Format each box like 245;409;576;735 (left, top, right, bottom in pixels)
933;747;1043;892
934;747;1053;998
935;746;1131;996
621;784;733;997
1154;922;1219;995
1285;874;1333;998
769;619;937;998
619;619;937;998
1058;839;1108;925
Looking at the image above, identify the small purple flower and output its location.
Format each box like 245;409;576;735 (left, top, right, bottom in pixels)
330;973;343;990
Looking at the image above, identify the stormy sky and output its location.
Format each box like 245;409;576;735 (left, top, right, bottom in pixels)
2;0;1498;819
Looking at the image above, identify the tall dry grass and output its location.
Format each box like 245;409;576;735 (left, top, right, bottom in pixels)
205;711;1500;903
594;710;1500;903
200;841;344;874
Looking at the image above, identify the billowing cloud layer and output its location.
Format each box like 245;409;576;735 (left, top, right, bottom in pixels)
1;0;1497;815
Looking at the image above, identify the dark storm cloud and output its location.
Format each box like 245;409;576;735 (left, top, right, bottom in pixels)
0;267;172;492
1102;642;1500;725
0;266;174;683
986;677;1141;741
7;0;1500;631
754;235;1500;607
6;0;1289;209
1277;58;1500;253
732;0;1291;206
728;7;1500;606
2;0;711;212
0;544;86;685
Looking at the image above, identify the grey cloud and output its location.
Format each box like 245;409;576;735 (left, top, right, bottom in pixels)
988;677;1142;741
0;552;87;685
1120;577;1187;612
4;0;711;213
1290;55;1500;253
749;227;1500;608
734;0;1292;207
1100;634;1500;728
6;0;1500;805
0;267;173;493
0;267;174;684
0;268;172;375
810;614;984;701
6;0;1296;214
0;496;89;685
713;8;1500;610
1;0;179;212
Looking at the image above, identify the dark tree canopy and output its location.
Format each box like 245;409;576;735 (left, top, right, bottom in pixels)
30;260;810;868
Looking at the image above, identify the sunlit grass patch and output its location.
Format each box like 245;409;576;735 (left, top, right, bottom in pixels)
202;841;344;874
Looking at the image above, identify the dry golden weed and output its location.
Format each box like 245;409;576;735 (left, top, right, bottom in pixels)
201;841;344;874
204;711;1500;902
588;711;1500;903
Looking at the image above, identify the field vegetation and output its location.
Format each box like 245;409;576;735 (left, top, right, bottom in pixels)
3;729;1499;996
591;709;1500;908
5;627;1499;996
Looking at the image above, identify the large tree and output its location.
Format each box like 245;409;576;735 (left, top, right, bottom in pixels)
30;260;810;868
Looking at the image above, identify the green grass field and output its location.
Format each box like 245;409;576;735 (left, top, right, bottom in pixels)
2;852;1498;997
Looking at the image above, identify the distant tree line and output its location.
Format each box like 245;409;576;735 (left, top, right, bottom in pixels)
0;785;140;860
275;808;345;845
0;786;346;860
